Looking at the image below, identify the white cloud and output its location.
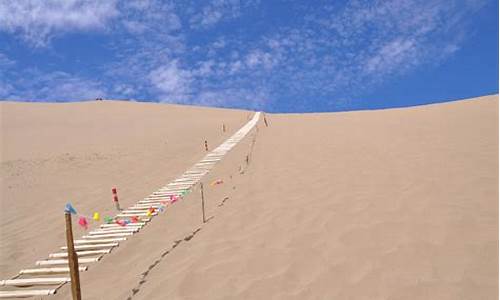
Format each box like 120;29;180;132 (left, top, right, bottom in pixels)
243;0;488;101
189;0;260;29
0;53;15;68
6;70;106;101
120;0;181;35
0;0;119;47
193;60;215;77
244;49;280;70
149;60;192;102
0;82;14;98
0;0;491;110
364;38;419;75
112;83;136;97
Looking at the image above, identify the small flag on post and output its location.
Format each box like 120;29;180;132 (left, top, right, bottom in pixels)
78;217;89;230
211;179;224;186
65;203;77;215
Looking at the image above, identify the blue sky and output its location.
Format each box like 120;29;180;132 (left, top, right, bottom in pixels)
0;0;498;112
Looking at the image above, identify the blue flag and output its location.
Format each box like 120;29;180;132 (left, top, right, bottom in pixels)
64;203;77;214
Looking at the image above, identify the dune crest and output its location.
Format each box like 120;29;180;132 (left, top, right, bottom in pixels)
1;95;498;299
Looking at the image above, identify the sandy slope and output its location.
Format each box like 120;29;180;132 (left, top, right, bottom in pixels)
125;95;497;300
1;95;498;299
0;100;249;278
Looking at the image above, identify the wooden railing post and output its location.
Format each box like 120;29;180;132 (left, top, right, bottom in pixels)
65;212;82;300
200;183;206;223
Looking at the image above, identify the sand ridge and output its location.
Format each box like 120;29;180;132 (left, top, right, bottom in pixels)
130;95;498;300
1;95;498;299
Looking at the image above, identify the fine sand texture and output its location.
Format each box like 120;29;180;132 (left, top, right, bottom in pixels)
0;100;249;278
1;95;498;299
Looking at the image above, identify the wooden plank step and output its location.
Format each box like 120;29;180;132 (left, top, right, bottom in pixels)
177;179;201;182
83;233;133;239
153;191;183;195
122;209;150;213
118;211;157;215
98;225;143;230
130;205;161;209
111;216;151;222
154;191;187;196
175;179;200;182
166;183;192;187
20;266;87;275
97;226;139;231
149;192;178;196
49;249;111;258
101;223;145;228
61;243;118;250
159;186;189;190
173;179;198;183
157;188;185;191
0;289;56;298
147;195;180;199
0;277;70;287
75;238;126;243
141;199;167;203
91;229;138;235
139;199;166;203
117;213;157;217
151;190;183;194
36;257;100;266
90;228;138;234
186;169;208;173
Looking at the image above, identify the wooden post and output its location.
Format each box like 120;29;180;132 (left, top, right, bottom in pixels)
65;212;82;300
112;188;121;211
204;140;208;151
200;183;206;223
222;124;226;133
263;114;268;127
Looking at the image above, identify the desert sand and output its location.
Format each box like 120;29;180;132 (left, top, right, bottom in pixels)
1;95;498;299
0;100;249;278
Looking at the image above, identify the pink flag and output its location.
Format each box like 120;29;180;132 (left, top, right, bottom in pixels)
78;216;89;230
116;219;127;226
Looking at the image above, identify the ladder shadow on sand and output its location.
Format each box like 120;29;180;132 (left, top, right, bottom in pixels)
126;197;231;299
126;226;204;299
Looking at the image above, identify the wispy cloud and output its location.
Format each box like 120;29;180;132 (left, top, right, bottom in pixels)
0;0;119;47
0;0;493;111
5;70;106;101
189;0;260;29
149;60;192;102
0;53;15;68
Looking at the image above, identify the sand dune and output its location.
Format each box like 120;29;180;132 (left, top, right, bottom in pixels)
0;100;249;278
119;95;498;300
1;95;498;299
